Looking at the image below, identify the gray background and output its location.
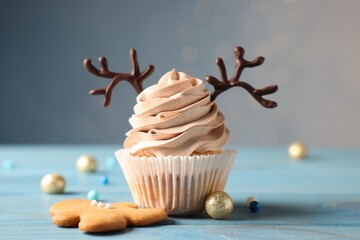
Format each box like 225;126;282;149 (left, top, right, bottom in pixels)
0;0;359;147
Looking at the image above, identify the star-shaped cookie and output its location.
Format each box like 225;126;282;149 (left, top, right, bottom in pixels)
50;199;168;232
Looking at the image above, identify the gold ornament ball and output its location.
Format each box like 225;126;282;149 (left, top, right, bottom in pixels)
289;142;308;159
205;191;234;219
41;173;66;194
76;155;97;172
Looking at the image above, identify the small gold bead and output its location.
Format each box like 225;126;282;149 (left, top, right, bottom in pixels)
289;142;307;159
41;173;66;194
76;155;97;172
205;191;234;220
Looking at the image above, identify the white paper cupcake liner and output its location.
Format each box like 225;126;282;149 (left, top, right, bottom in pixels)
115;149;237;216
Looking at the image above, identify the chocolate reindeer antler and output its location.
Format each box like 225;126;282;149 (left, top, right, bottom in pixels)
206;46;278;108
84;48;154;107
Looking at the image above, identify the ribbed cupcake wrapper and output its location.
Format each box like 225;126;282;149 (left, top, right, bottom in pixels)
115;149;237;216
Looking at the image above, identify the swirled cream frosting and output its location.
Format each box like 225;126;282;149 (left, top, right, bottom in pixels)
124;69;229;157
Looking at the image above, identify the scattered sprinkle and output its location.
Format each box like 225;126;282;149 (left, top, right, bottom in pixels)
3;159;15;170
100;176;109;185
106;157;117;168
87;190;99;201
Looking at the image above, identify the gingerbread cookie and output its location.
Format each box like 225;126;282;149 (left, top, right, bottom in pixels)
50;199;168;232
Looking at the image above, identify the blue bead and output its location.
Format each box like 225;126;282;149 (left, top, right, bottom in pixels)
100;176;109;185
87;190;99;201
106;157;117;168
3;159;15;170
249;201;261;213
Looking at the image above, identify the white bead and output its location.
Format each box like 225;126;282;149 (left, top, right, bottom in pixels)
105;203;112;209
246;196;258;205
90;200;98;206
97;202;104;207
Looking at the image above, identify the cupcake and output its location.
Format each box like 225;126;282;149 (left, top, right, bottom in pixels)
116;69;235;215
84;46;278;215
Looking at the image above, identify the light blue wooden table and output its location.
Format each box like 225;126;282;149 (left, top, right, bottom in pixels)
1;145;359;239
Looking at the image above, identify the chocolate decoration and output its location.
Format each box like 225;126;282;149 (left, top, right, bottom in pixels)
206;46;278;108
84;48;154;107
